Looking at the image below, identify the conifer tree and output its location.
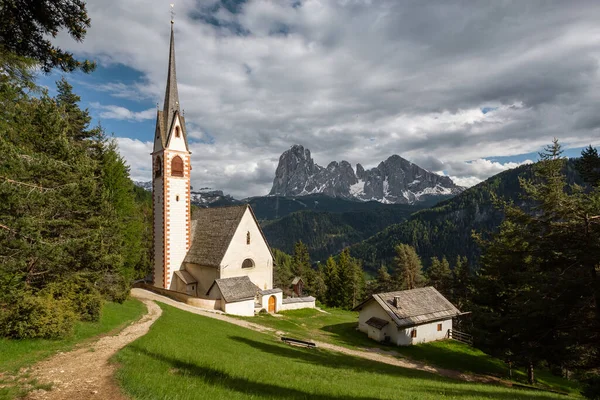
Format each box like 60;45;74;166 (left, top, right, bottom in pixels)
426;256;452;296
375;265;394;293
393;243;425;290
324;256;341;307
576;145;600;187
452;255;471;310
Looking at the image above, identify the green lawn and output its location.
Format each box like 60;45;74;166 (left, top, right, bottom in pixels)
114;302;570;400
0;299;146;400
242;308;581;396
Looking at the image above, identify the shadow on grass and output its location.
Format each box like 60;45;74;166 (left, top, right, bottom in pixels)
320;322;383;348
128;344;380;400
228;336;566;400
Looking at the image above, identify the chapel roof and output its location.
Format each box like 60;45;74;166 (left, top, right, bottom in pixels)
207;276;258;303
353;286;462;328
174;270;197;285
183;204;273;268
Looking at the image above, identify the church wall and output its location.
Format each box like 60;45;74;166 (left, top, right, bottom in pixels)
185;263;218;297
219;208;273;291
223;299;255;317
152;155;165;288
164;150;190;290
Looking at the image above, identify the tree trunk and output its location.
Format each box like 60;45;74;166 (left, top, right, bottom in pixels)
527;361;535;385
508;361;513;379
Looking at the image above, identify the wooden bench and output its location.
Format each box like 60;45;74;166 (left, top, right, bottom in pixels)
281;337;317;348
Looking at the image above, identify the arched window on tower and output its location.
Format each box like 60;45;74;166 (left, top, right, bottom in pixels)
171;156;184;177
242;259;255;269
154;157;162;178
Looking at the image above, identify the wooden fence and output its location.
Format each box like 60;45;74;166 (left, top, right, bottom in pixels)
447;329;473;345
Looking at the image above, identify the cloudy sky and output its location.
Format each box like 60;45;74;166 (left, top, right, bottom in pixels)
40;0;600;198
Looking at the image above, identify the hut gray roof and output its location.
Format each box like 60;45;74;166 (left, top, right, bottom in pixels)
174;270;197;285
183;204;274;268
354;287;461;328
207;276;258;303
365;317;389;330
291;277;303;285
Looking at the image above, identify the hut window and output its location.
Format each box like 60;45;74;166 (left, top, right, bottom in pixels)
242;258;254;269
175;126;181;137
437;323;442;332
154;157;162;178
171;156;184;177
246;231;251;245
411;329;417;338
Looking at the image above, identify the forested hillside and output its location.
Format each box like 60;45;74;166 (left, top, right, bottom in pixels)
350;160;583;273
262;206;417;261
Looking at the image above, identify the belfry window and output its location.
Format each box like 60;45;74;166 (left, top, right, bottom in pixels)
246;231;251;245
154;157;162;178
175;126;181;138
171;156;184;177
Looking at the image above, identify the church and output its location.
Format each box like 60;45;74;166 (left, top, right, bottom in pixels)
150;21;314;316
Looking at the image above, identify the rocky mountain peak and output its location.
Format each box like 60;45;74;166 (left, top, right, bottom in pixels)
269;145;465;204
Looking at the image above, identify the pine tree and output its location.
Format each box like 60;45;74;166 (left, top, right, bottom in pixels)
324;256;341;307
272;248;293;291
474;138;600;382
393;243;425;290
375;265;394;293
576;145;600;187
452;255;471;311
426;256;452;297
56;77;94;142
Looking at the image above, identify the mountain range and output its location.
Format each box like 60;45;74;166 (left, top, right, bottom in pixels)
269;145;464;204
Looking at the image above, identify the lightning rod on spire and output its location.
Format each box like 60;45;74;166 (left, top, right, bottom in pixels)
170;4;175;24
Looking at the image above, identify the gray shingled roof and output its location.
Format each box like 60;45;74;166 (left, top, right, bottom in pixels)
174;270;196;285
354;287;461;328
207;276;258;303
366;317;389;330
183;205;248;267
282;296;315;304
259;288;282;295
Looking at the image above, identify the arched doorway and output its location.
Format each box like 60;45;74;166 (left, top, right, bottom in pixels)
268;295;276;313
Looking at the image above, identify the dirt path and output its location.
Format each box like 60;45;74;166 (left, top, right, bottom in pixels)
25;299;162;400
131;289;507;387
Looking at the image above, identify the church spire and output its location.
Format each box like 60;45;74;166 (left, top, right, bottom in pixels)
163;20;180;133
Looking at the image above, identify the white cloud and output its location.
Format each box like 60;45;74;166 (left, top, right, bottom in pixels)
91;102;155;121
56;1;600;197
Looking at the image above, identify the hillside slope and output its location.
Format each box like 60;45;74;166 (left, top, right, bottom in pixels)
261;206;418;261
350;161;582;273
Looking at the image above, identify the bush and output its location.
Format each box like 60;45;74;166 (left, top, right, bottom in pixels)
42;276;103;322
582;376;600;400
0;294;75;339
96;273;130;303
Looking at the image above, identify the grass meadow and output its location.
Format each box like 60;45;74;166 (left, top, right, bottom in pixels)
0;299;146;400
114;302;573;400
243;307;581;396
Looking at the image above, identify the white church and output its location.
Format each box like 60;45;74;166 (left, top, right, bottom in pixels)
150;21;314;316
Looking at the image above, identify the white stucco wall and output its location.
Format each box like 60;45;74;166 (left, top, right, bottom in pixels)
357;300;452;346
223;299;255;317
185;263;219;297
397;319;452;346
357;300;395;341
219;208;273;290
164;150;190;290
280;299;316;311
259;292;283;312
165;116;188;152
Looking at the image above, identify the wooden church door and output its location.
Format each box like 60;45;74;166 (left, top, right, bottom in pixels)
268;296;276;313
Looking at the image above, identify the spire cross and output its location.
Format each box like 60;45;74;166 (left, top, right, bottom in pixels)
170;4;175;24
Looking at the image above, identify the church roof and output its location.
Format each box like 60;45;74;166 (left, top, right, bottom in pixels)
207;276;258;303
163;22;180;135
353;287;462;328
184;205;248;267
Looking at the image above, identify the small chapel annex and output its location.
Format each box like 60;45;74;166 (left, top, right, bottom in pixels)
150;21;313;316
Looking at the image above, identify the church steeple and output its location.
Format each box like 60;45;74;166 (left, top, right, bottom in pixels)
163;21;180;134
